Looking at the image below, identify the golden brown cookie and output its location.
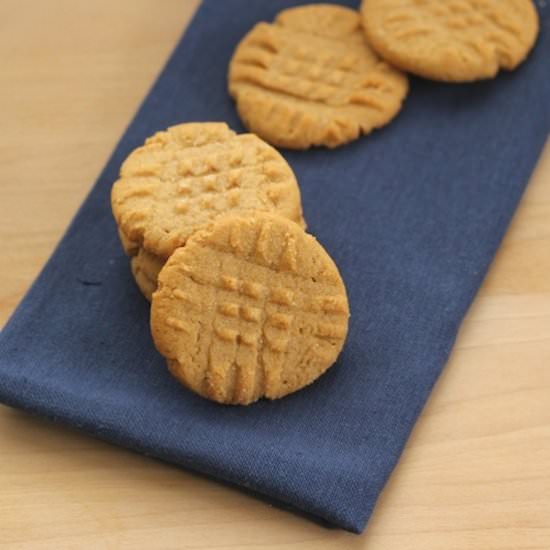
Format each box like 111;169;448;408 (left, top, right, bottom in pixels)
361;0;539;82
112;122;305;260
130;248;164;301
151;213;350;405
228;4;408;149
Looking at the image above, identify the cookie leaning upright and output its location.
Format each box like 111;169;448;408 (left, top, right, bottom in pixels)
361;0;539;82
111;122;306;299
112;123;304;259
151;213;350;405
228;4;408;149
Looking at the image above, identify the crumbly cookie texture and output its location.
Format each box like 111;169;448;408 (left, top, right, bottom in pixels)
228;4;408;149
118;227;140;257
151;213;350;405
111;122;305;259
361;0;539;82
131;248;165;301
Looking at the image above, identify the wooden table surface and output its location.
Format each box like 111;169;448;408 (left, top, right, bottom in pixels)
1;1;549;548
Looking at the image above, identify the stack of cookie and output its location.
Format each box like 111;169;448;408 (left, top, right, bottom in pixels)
111;1;539;405
112;122;306;301
228;2;539;149
111;122;350;405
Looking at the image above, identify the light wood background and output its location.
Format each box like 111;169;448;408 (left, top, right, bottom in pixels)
1;1;549;548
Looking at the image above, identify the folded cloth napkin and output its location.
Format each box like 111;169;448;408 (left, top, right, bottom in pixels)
1;0;549;533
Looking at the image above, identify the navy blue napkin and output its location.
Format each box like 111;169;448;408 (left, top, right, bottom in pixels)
1;0;549;533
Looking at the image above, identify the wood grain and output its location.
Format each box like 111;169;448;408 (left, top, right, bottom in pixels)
0;1;549;548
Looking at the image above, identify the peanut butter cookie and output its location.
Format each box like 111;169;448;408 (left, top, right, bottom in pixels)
151;213;350;405
361;0;539;81
112;122;305;260
229;4;408;149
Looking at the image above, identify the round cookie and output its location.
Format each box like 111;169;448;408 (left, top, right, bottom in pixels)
131;248;164;301
361;0;539;82
228;4;408;149
151;213;350;405
112;122;305;260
